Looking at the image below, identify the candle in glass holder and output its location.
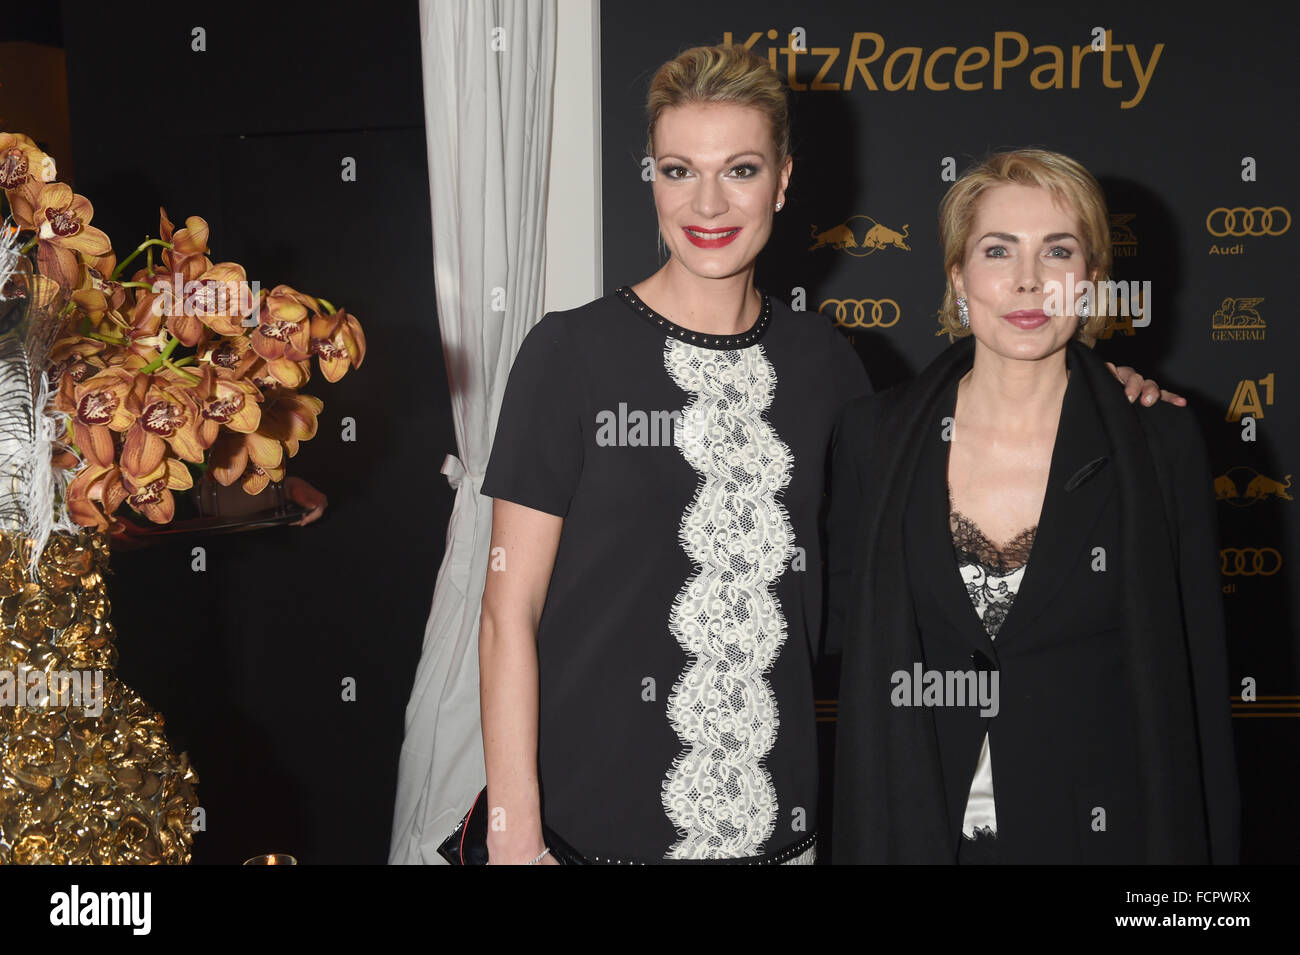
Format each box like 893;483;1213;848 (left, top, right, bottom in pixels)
242;853;298;865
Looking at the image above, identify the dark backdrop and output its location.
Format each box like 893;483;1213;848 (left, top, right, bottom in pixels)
0;2;456;863
600;2;1298;862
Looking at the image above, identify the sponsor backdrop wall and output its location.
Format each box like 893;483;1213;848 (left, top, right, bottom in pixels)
600;2;1297;862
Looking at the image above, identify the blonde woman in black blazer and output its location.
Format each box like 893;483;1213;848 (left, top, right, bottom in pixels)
826;149;1239;864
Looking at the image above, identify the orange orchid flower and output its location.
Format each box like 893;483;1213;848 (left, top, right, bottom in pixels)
72;367;142;468
0;132;57;230
119;379;206;480
259;391;323;457
156;208;212;284
197;335;259;378
309;307;366;382
50;339;110;414
207;428;284;487
251;286;315;384
66;463;128;531
239;459;286;495
247;354;311;390
121;457;194;524
70;288;131;339
33;183;113;291
185;262;251;339
193;366;262;445
123;288;172;358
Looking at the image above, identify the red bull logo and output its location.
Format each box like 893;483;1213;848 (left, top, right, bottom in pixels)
1214;467;1293;506
809;215;911;257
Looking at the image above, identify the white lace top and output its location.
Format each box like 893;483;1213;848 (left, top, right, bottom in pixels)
949;493;1037;837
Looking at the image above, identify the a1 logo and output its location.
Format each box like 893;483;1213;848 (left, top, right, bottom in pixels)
1225;373;1274;422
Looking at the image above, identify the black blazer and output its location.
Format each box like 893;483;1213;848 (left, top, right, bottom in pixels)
825;337;1239;864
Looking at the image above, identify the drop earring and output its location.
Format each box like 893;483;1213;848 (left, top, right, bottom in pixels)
957;297;970;327
1077;295;1090;326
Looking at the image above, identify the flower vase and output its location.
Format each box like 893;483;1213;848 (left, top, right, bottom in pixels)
192;470;287;520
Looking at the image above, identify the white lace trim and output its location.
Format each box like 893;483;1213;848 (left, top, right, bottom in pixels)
661;340;795;859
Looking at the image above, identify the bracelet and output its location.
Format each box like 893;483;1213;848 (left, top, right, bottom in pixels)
526;847;551;865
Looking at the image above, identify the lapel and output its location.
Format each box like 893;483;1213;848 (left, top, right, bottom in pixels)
994;348;1114;647
907;375;999;659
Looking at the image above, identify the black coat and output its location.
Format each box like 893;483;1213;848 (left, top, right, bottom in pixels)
825;336;1239;864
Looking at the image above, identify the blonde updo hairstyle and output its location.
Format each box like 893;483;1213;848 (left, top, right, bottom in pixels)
645;44;791;166
937;149;1115;346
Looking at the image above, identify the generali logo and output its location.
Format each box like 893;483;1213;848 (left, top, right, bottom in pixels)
1110;213;1138;258
1211;297;1265;342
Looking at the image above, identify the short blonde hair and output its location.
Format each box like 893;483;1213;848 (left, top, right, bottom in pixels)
937;149;1114;345
645;44;791;164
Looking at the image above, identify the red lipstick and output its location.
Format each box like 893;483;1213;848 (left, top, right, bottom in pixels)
683;225;741;249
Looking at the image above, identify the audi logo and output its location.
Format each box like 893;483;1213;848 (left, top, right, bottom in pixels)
820;298;901;328
1219;547;1282;576
1205;207;1291;237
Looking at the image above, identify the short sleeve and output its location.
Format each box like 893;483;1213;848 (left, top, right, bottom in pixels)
480;314;584;517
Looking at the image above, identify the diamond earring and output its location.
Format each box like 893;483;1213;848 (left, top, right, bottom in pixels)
775;201;783;211
956;297;970;327
1077;295;1090;326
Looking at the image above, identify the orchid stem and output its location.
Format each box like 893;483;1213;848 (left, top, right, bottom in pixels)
19;236;37;254
162;358;200;384
138;334;180;374
111;238;172;281
117;281;155;291
87;332;129;345
316;297;336;315
161;356;198;382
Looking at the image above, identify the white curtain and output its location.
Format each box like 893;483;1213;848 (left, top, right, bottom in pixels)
390;0;557;865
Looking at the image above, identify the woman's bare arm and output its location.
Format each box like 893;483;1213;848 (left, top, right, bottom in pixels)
480;497;563;864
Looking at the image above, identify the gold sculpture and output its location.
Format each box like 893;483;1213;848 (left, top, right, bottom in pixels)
0;531;199;863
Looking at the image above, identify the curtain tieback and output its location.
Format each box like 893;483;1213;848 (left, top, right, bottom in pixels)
441;453;483;494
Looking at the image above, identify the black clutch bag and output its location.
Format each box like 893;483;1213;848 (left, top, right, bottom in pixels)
437;787;587;865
